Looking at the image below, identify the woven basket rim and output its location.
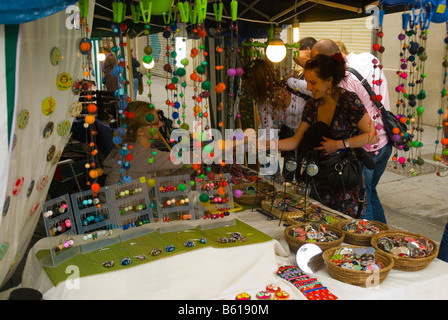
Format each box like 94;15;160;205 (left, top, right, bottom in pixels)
323;245;395;276
285;211;342;226
370;229;440;263
261;200;303;220
337;219;390;239
284;222;345;245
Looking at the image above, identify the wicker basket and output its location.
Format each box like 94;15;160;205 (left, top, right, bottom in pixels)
284;223;345;253
261;200;303;221
370;230;439;271
285;210;342;226
337;219;389;246
232;181;275;206
323;245;394;287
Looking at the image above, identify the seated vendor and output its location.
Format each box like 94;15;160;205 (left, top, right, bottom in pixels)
103;101;192;186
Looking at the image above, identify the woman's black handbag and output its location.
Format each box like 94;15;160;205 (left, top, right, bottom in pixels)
346;67;411;151
306;149;364;192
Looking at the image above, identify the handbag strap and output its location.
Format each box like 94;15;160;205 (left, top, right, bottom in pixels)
346;67;385;112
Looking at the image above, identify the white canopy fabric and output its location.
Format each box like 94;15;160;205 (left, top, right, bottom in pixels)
0;1;95;288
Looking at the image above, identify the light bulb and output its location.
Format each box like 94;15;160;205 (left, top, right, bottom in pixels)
143;60;155;69
266;35;287;63
97;52;106;62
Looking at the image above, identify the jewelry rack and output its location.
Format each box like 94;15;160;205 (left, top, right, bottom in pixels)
41;194;80;267
196;173;239;230
106;178;155;242
155;175;197;233
71;187;119;253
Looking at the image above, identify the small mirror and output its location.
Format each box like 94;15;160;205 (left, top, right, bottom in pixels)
296;243;323;273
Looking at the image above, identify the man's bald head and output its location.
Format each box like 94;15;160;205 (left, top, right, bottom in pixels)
310;39;341;58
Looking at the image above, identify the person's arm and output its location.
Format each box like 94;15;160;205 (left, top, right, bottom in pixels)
442;109;448;165
287;78;313;97
314;113;377;155
276;121;310;152
293;50;311;68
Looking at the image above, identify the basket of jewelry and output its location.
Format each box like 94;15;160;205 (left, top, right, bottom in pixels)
261;199;304;221
323;245;394;288
232;181;275;206
285;204;341;226
371;230;439;271
285;222;344;253
337;219;389;246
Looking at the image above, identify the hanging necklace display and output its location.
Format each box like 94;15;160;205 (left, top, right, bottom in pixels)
111;3;133;185
391;8;423;170
226;1;244;137
435;27;448;176
371;4;386;156
406;5;430;173
78;9;102;195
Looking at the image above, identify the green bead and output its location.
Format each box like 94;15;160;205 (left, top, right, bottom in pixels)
152;151;157;156
148;127;158;136
199;193;209;203
181;58;189;66
201;80;211;90
178;183;187;192
143;55;153;63
145;113;155;122
171;76;179;84
144;46;153;55
148;158;154;164
176;68;186;77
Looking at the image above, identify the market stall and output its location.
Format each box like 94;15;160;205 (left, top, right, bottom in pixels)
1;0;448;301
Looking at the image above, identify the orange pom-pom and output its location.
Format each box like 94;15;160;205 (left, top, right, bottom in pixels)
392;127;400;135
85;115;96;124
87;103;97;113
91;183;100;193
441;138;448;146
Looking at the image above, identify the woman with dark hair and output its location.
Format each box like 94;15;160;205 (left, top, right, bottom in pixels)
242;59;306;182
276;54;377;217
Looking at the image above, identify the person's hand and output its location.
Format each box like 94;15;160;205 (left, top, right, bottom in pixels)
441;152;448;166
257;138;277;151
313;137;339;155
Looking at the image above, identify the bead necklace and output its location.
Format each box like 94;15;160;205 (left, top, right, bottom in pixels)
435;32;448;176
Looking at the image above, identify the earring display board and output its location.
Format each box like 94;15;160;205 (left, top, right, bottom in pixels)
154;175;196;233
41;194;80;267
71;187;119;253
107;179;155;242
196;173;241;229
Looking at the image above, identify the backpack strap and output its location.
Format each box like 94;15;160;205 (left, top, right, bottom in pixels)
346;67;385;111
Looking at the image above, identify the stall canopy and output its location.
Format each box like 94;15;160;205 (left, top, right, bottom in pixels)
89;0;414;38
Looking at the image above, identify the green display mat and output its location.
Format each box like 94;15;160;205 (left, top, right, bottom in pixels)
37;219;272;286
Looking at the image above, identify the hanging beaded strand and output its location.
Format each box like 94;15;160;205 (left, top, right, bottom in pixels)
435;31;448;175
371;3;385;156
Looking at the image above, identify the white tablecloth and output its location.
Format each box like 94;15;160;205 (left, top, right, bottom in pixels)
2;209;448;300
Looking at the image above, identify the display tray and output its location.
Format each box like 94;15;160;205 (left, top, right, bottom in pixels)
36;219;273;286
